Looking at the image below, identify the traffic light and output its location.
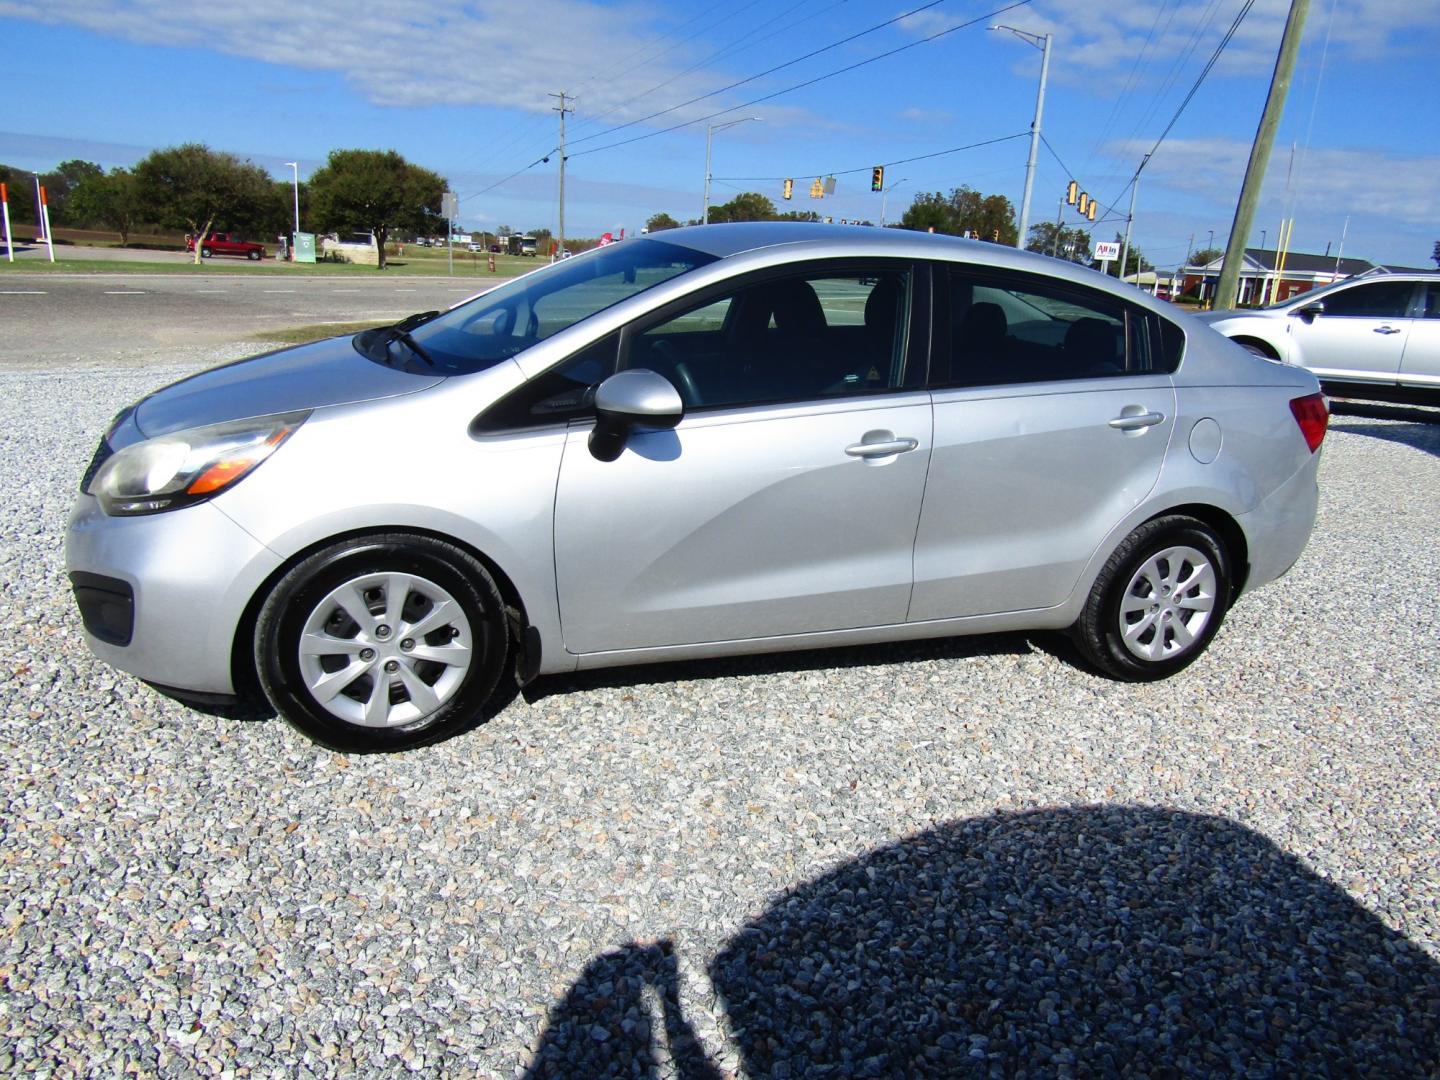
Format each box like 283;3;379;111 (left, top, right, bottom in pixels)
783;178;794;200
1087;200;1097;221
871;166;884;192
1066;179;1079;206
1077;192;1090;216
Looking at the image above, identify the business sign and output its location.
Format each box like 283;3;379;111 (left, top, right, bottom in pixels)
1095;241;1121;261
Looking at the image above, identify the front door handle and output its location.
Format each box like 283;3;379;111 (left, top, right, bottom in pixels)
1374;325;1403;335
845;435;919;458
1108;410;1166;431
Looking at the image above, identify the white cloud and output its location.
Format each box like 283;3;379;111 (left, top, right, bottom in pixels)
0;0;769;126
902;0;1440;81
1114;136;1440;224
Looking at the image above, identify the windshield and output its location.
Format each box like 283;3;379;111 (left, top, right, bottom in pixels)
389;239;715;374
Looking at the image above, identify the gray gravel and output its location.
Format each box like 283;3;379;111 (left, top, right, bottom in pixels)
1;351;1437;1077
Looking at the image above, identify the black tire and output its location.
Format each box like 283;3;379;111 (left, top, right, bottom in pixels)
247;249;261;261
200;247;213;258
1239;341;1273;359
1072;515;1231;681
255;534;509;751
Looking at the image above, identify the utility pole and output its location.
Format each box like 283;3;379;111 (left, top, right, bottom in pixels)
990;25;1051;249
551;91;575;259
1118;154;1149;286
1214;0;1310;311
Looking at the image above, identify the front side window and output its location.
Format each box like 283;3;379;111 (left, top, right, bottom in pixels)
943;270;1132;385
1317;281;1415;319
395;239;715;375
626;268;912;410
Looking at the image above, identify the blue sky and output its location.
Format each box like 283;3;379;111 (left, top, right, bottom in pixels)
3;0;1437;269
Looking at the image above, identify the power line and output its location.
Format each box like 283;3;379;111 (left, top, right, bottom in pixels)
568;0;1032;153
712;131;1030;185
570;0;1035;159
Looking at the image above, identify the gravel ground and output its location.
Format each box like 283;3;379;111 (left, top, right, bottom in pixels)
0;351;1437;1077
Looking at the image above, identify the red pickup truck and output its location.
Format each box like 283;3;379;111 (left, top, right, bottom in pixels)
185;232;266;260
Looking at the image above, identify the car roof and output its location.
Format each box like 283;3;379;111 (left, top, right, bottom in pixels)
650;222;1174;316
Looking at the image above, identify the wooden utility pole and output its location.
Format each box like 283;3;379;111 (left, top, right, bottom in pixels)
1213;0;1310;311
550;91;575;259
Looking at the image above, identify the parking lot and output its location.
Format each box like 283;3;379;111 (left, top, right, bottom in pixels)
1;305;1438;1074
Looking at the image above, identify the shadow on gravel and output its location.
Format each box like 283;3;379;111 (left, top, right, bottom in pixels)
523;632;1035;703
524;806;1440;1078
1329;401;1440;459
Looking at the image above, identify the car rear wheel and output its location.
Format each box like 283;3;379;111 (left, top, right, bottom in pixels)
247;249;261;261
255;535;509;751
200;247;213;258
1073;515;1230;681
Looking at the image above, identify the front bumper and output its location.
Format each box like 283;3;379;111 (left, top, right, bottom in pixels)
65;494;283;696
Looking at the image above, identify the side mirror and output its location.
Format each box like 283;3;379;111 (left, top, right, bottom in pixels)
1297;301;1324;321
588;369;684;462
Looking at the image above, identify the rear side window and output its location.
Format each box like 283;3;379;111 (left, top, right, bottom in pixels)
939;268;1142;386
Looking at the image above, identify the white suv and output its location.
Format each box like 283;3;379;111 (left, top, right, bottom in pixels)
1198;272;1440;405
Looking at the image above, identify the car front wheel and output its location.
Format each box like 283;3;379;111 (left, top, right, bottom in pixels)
255;535;509;751
247;249;261;261
1073;515;1231;680
200;247;212;258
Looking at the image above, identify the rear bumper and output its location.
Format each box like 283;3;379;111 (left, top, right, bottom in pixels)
1235;449;1321;593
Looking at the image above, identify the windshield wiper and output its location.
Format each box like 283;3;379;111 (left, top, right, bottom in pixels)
381;309;441;366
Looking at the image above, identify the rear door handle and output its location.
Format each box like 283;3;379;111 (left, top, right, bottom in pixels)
845;436;919;458
1374;326;1403;335
1108;410;1166;431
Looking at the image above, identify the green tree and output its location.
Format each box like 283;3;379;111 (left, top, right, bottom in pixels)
134;143;274;263
1188;246;1224;266
1432;240;1439;268
898;186;1016;243
645;211;681;232
707;192;776;223
306;149;445;270
0;164;38;235
67;168;144;245
774;209;822;223
1026;221;1092;263
45;160;104;226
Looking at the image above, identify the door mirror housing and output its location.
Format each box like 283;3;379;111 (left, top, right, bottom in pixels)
588;369;685;462
1296;301;1324;321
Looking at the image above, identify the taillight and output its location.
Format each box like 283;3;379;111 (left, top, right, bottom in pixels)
1289;393;1328;453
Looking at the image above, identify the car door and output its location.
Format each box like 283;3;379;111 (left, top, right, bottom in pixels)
553;263;932;655
910;268;1175;621
1398;283;1440;390
1290;279;1418;383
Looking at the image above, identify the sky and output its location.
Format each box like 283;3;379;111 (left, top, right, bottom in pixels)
3;0;1437;270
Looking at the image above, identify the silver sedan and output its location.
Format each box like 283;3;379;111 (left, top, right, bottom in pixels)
67;224;1327;751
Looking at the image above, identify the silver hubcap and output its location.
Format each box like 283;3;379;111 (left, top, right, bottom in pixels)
1118;545;1217;663
298;572;472;728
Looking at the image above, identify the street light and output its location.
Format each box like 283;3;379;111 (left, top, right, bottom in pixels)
879;177;909;228
284;161;300;259
703;117;762;224
990;24;1052;250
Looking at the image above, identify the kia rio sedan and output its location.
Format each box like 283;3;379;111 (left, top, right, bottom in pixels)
1197;271;1440;405
67;224;1328;751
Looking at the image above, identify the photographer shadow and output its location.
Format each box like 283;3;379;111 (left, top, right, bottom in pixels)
525;806;1440;1077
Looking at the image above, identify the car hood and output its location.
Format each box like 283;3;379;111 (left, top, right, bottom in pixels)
132;335;444;438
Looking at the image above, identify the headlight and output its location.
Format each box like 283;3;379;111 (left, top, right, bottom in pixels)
91;411;310;516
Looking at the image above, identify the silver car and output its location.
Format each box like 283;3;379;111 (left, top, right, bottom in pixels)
1198;271;1440;405
67;224;1328;751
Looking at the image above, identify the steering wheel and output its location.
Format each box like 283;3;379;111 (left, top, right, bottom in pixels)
648;339;701;406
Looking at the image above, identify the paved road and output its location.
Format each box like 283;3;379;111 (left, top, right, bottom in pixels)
0;272;495;366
